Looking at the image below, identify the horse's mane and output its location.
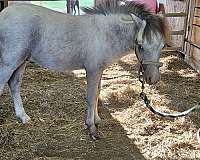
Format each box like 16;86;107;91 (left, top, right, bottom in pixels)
82;1;170;43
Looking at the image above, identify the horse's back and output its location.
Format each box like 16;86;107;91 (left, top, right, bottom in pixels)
0;4;94;71
0;4;128;72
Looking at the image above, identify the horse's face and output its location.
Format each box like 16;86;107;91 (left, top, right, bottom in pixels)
137;33;164;85
121;13;167;85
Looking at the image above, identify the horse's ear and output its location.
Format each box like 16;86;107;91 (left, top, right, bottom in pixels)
130;14;146;44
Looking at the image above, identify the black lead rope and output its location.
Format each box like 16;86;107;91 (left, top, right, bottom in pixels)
135;47;200;118
138;62;200;144
136;50;200;143
138;67;200;118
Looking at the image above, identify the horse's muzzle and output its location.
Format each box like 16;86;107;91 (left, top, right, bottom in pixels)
143;65;161;85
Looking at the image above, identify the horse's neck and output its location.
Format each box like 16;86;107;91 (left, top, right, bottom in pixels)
107;17;136;61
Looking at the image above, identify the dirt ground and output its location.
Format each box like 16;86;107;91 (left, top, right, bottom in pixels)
0;51;200;160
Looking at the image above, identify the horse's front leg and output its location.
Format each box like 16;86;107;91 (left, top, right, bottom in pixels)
85;70;102;140
94;80;102;127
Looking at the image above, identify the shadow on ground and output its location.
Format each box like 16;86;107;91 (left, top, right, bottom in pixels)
0;64;145;160
118;52;200;131
159;54;200;127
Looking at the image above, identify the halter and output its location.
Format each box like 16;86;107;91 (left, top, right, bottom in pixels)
134;40;163;69
134;40;163;90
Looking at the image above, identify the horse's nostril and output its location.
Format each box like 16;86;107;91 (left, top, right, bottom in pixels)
149;77;152;83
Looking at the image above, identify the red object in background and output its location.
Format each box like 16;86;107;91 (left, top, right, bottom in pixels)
126;0;157;13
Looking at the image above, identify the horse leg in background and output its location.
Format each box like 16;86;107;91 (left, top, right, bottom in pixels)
70;0;75;15
85;70;103;140
76;0;80;15
70;6;73;15
71;0;76;15
8;61;31;124
73;5;76;15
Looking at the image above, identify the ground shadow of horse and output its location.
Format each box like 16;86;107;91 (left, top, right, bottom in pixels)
0;64;145;160
159;54;200;127
118;52;200;137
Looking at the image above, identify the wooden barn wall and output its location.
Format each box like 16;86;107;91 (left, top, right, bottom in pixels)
165;0;187;48
184;0;200;72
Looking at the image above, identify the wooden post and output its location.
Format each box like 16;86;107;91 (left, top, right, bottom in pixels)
165;0;187;49
184;0;200;72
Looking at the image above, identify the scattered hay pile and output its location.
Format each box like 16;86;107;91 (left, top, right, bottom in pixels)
0;52;199;159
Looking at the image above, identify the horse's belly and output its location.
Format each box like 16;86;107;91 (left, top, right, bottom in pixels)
30;56;84;72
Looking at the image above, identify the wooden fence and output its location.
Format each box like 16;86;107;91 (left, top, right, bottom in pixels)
184;0;200;72
161;0;187;52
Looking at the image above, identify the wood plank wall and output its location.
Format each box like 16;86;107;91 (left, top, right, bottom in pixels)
164;0;187;49
184;0;200;72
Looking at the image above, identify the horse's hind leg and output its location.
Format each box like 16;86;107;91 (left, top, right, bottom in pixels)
8;61;30;124
0;66;16;96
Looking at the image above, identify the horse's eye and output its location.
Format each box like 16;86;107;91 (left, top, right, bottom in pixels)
138;44;143;50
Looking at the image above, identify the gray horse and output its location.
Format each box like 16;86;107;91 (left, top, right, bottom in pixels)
0;2;168;139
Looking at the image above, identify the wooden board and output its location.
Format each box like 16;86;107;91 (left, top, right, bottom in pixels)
184;0;200;72
165;0;187;48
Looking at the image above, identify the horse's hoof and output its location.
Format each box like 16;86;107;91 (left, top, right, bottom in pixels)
86;123;100;140
89;132;100;140
20;114;31;124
